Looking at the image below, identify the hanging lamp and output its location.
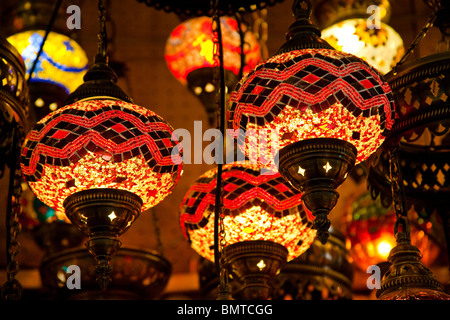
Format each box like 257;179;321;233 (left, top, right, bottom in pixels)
165;15;261;125
375;144;450;300
136;0;284;17
179;162;316;299
377;231;450;300
19;1;183;289
38;209;172;300
0;33;29;300
315;0;404;75
346;191;441;273
227;0;395;243
4;0;88;122
367;0;450;270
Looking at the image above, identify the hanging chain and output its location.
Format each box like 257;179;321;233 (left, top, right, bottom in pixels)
252;8;269;61
211;0;227;259
391;12;436;75
97;0;108;59
388;146;411;240
2;122;24;300
151;207;164;256
211;0;233;300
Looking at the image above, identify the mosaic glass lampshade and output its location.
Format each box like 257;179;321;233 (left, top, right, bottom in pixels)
20;98;182;214
313;0;403;74
165;16;261;124
179;162;316;299
19;26;183;287
7;30;88;94
7;30;88;120
227;0;395;244
19;182;69;231
321;19;404;75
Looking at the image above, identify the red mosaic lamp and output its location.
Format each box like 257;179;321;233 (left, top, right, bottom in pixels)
227;0;395;243
346;192;440;273
179;162;316;299
165;16;261;124
19;2;183;289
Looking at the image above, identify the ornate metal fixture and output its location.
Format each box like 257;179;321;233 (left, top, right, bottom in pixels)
0;33;29;300
224;240;288;300
0;35;29;175
19;1;182;289
136;0;284;17
198;226;354;300
272;226;354;300
278;138;357;244
227;0;395;244
367;0;450;269
374;141;450;299
377;231;450;300
40;246;172;300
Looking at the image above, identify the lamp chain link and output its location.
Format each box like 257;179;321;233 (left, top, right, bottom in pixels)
392;11;436;75
1;123;24;300
211;0;227;256
388;146;411;240
211;0;233;300
97;0;108;59
151;207;164;256
252;8;269;61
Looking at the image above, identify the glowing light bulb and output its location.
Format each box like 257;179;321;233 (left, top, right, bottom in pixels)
377;240;393;259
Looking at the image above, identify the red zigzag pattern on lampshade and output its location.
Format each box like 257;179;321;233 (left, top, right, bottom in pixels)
179;163;316;262
21;99;183;213
227;49;396;165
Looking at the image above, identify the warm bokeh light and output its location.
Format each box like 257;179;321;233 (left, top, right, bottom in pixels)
376;239;393;259
346;192;440;271
322;19;404;74
179;162;316;262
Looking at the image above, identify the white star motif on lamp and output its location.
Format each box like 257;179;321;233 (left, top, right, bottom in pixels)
323;162;332;173
298;166;305;176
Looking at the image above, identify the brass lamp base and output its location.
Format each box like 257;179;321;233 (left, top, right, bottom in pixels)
278;138;357;244
223;240;288;300
63;188;142;289
377;232;450;300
